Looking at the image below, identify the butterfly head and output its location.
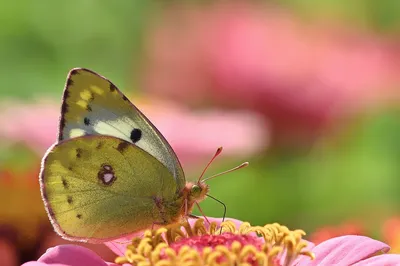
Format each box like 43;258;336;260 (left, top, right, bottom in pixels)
188;181;209;202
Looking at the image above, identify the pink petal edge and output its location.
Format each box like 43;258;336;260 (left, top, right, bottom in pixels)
38;244;114;266
22;262;68;266
352;254;400;266
296;235;390;266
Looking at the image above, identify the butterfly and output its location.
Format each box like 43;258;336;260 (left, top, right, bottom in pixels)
39;68;247;243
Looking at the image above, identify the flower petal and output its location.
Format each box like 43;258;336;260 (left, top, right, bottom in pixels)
296;235;389;265
352;254;400;265
105;232;144;257
22;262;68;266
38;244;112;266
22;261;119;266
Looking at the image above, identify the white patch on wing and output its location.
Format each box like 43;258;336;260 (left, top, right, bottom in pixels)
91;118;168;178
93;120;133;143
69;129;86;138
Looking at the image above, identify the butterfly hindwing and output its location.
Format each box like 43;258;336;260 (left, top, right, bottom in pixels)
58;68;185;190
40;135;180;243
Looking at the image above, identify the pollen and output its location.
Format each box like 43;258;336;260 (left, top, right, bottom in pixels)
115;220;315;266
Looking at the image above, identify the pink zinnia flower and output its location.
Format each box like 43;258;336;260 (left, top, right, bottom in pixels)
23;218;400;266
143;2;400;146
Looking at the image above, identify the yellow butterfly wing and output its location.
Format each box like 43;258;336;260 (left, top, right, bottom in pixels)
40;135;182;243
58;68;185;190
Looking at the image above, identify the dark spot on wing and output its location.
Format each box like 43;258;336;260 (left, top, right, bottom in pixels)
63;88;70;100
110;83;117;92
59;75;72;140
116;141;130;153
70;69;80;76
76;214;82;219
98;164;116;185
67;196;73;204
84;117;90;126
66;78;74;87
76;148;82;158
42;190;48;201
153;196;168;224
68;166;73;171
122;95;129;101
130;128;142;143
96;142;103;150
48;207;55;217
89;92;95;102
61;102;69;116
59;99;69;139
59;117;66;138
62;178;69;189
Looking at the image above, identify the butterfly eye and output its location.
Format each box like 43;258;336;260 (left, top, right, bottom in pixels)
190;185;202;198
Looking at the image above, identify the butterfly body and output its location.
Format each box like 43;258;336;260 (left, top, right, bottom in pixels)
40;68;208;243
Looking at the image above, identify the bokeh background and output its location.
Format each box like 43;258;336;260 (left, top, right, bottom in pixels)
1;1;400;265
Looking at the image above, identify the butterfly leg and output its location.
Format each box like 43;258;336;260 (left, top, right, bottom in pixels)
184;199;192;226
185;199;189;221
195;202;210;225
151;222;166;232
188;214;200;219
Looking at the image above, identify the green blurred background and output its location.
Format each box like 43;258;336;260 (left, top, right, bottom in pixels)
1;1;400;265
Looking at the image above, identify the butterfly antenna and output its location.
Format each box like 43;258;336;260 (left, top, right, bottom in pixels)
202;162;249;182
197;147;223;183
206;194;227;234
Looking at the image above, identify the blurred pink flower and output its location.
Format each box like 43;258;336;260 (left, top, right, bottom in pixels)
309;220;366;245
0;99;59;155
0;98;268;166
143;2;400;146
382;216;400;254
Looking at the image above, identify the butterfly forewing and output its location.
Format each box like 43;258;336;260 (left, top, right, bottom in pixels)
40;135;180;243
58;68;185;190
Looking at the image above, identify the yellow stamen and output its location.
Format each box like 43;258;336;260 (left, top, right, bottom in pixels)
115;220;315;266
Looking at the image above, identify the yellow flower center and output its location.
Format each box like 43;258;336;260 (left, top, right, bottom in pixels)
115;219;315;266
